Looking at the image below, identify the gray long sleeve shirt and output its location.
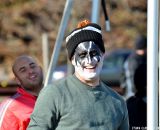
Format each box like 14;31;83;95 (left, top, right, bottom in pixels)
27;75;129;130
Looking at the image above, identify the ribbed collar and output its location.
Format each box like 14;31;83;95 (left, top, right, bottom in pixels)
71;74;103;91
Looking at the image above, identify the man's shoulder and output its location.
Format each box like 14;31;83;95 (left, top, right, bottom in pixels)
126;54;137;63
0;93;21;114
47;75;71;87
102;82;124;101
40;76;72;95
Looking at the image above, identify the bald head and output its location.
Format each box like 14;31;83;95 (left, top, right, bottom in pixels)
12;55;37;75
12;55;43;95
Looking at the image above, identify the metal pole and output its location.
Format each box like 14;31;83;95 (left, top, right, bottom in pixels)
42;33;49;78
147;0;159;129
159;0;160;127
44;0;73;87
159;33;160;128
91;0;100;23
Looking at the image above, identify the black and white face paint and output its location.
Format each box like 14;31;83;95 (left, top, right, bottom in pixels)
72;41;104;80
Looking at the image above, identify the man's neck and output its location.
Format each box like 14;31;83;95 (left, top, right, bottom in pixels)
22;86;42;96
75;73;100;87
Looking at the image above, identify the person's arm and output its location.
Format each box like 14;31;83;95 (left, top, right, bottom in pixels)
27;85;61;130
118;100;129;130
0;109;19;130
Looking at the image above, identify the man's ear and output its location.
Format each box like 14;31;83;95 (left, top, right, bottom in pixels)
101;53;105;59
71;56;76;66
15;77;21;86
39;66;43;72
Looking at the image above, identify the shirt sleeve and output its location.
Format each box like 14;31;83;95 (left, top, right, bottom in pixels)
0;109;19;130
27;85;61;130
118;100;129;130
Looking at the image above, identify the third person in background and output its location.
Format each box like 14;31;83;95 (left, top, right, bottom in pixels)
121;35;147;99
127;63;147;129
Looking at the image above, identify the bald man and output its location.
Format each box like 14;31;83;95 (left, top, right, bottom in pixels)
0;55;43;130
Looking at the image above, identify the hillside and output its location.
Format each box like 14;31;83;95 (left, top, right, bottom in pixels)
0;0;147;82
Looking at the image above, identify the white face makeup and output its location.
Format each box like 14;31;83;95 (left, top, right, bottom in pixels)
72;41;104;81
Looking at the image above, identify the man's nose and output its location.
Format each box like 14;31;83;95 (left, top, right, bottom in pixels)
86;54;92;64
28;68;34;74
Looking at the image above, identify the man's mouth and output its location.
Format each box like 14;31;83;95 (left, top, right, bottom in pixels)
85;66;96;69
83;65;97;72
29;74;37;80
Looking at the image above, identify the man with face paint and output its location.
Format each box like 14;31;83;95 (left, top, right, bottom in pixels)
27;20;129;130
72;41;104;86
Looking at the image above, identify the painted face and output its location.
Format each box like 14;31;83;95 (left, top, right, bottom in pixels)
72;41;104;81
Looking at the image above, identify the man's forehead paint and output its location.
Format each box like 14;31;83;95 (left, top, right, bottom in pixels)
76;41;101;53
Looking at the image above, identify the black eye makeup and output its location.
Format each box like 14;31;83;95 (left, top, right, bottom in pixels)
89;50;99;57
78;52;87;59
74;41;102;66
75;41;101;56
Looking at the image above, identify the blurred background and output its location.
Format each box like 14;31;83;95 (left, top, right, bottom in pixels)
0;0;147;100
